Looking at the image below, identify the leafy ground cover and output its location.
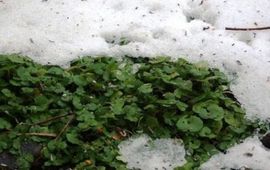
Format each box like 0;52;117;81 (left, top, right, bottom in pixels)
0;55;261;169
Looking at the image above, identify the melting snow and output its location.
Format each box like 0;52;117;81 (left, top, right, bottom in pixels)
201;136;270;170
118;134;186;170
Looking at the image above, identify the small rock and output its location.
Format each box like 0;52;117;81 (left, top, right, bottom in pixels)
261;133;270;149
21;141;42;157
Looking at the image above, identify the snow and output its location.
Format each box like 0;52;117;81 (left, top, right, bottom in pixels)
0;0;270;169
118;134;186;170
200;136;270;170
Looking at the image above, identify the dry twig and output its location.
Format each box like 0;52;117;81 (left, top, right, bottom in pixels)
55;115;75;140
20;132;57;138
225;26;270;31
33;113;70;125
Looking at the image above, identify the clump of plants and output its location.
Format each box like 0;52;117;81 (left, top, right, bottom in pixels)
0;55;259;169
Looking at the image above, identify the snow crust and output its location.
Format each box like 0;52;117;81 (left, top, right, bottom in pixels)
0;0;270;169
201;136;270;170
118;134;186;170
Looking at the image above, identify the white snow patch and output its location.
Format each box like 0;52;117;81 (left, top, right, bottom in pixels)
200;136;270;170
118;134;186;170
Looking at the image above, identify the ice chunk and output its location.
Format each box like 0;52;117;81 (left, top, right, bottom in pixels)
118;134;186;170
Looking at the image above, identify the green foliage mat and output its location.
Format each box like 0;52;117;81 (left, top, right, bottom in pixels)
0;55;258;169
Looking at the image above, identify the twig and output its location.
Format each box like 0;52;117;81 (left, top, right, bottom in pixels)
55;115;75;140
2;111;19;123
20;132;57;138
225;26;270;31
33;113;70;125
148;126;154;134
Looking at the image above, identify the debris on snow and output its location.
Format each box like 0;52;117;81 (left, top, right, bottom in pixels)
200;136;270;170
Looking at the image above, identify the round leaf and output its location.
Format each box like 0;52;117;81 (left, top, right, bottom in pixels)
138;83;153;93
193;101;224;120
176;115;203;132
199;127;216;138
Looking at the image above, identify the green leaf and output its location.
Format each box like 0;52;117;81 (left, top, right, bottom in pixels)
199;127;216;138
66;132;82;145
229;125;247;134
193;101;224;120
176;101;188;111
163;112;177;126
176;115;203;132
73;75;88;86
174;89;182;98
8;55;29;63
21;87;34;93
210;120;223;134
188;139;201;149
224;111;241;126
138;83;153;93
35;95;50;105
47;140;67;151
72;96;83;109
77;110;98;129
0;118;12;129
47;67;64;75
17;153;33;169
1;89;14;98
124;104;141;122
149;57;169;64
111;98;125;115
34;95;51;111
175;162;194;170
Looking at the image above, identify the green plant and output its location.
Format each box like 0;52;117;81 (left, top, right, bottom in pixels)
0;54;259;169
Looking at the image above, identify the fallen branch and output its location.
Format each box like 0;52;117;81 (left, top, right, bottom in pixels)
20;132;57;138
33;113;70;125
55;115;75;140
225;26;270;31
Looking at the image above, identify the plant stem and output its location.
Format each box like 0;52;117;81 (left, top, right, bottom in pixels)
55;115;75;140
20;132;57;138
